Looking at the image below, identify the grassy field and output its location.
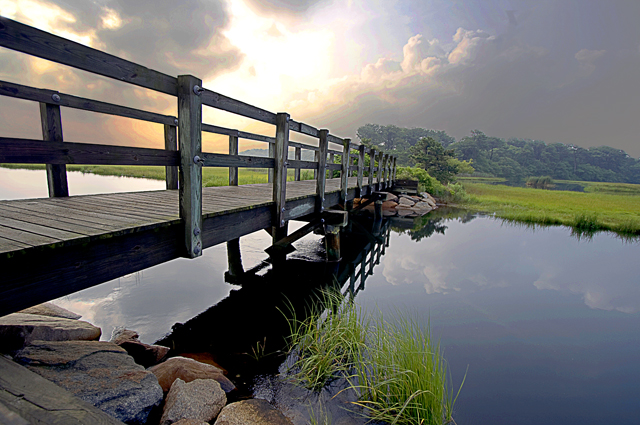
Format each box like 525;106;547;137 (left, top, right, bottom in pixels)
0;164;315;187
460;181;640;237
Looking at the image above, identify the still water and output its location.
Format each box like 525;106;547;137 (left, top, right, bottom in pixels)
2;168;639;424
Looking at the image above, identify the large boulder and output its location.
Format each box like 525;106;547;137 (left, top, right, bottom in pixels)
381;200;398;210
0;313;101;353
160;379;226;425
214;399;294;425
14;340;163;424
19;302;82;319
149;356;236;394
398;197;415;207
110;328;169;368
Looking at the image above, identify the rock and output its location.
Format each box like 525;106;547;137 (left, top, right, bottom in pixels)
378;192;398;202
160;379;226;425
398;197;415;207
424;198;436;208
14;340;163;425
110;328;169;367
0;313;101;353
150;356;236;394
19;302;82;320
214;399;294;425
397;209;415;216
381;200;398;210
173;420;209;425
420;192;437;204
382;210;396;217
413;201;432;209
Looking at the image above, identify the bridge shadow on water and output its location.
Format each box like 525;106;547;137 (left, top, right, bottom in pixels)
155;215;392;403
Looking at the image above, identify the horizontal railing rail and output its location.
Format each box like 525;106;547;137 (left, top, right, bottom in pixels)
0;15;397;258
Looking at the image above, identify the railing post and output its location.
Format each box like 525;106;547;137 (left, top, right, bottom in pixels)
357;144;365;198
376;151;383;191
313;149;320;180
382;154;389;190
268;142;275;183
273;112;290;235
341;138;350;208
294;147;301;181
392;157;397;186
316;130;329;212
177;75;203;259
229;134;239;186
39;100;68;197
164;124;178;190
368;148;376;195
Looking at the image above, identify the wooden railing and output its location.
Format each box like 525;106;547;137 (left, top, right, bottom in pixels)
0;16;397;258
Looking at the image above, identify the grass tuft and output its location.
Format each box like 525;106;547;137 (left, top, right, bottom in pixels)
285;291;461;425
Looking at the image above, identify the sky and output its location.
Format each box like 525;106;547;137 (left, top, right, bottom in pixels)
1;0;639;156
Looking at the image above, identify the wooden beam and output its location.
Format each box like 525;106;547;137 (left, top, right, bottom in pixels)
0;138;179;166
0;17;177;96
316;130;329;212
273;112;290;229
200;153;274;168
368;148;376;195
177;75;203;258
341;139;350;207
381;154;388;190
357;144;365;198
39;102;68;197
229;135;239;186
200;88;276;125
1;80;176;126
202;123;239;137
268;142;275;183
376;150;384;191
164;124;178;190
294;147;301;181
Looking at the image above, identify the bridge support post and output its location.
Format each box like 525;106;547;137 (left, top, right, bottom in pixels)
164;124;178;190
177;74;203;258
357;144;365;198
323;210;348;262
368;148;376;196
225;238;244;283
341;138;350;208
40;100;68;197
316;130;329;213
272;112;290;243
229;134;239;186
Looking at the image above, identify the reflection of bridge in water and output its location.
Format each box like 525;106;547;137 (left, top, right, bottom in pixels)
156;218;391;399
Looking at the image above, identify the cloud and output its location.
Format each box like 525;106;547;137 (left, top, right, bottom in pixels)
574;48;606;75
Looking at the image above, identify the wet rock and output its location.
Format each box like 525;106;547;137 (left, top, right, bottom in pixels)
110;328;169;368
381;200;398;210
382;210;396;217
173;420;209;425
160;378;226;425
420;192;437;204
150;356;236;394
214;399;294;425
398;197;415;207
379;192;398;202
19;302;82;320
0;313;101;353
14;340;163;424
397;209;416;217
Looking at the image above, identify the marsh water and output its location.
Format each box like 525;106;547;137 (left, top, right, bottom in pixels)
2;168;640;424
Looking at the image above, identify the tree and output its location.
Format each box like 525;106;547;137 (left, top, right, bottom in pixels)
410;137;459;183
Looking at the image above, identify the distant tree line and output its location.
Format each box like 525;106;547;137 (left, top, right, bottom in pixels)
356;124;640;183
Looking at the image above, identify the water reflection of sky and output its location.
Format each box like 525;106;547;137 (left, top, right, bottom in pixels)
355;217;640;425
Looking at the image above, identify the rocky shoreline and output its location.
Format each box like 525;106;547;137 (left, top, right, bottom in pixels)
356;191;439;217
0;303;294;424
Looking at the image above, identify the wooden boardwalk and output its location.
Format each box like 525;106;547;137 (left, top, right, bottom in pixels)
0;18;398;316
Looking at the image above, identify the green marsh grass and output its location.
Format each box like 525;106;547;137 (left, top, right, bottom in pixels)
285;291;460;425
461;182;640;236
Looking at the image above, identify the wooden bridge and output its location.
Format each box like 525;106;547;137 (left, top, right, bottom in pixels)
0;17;398;316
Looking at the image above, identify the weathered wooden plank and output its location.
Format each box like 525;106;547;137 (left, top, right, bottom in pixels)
0;216;85;244
229;135;239;186
0;16;177;95
0;207;106;236
268;142;275;183
294;147;301;181
327;134;343;145
0;236;31;254
0;357;125;424
287;159;316;169
0;80;177;126
273;113;290;229
0;224;60;247
316;130;329;213
0;204;119;232
289;140;318;151
200;152;275;168
202;123;239;137
202;206;272;248
357;144;365;197
0;138;180;166
237;131;274;144
164;124;178;190
201;88;276;125
178;75;203;258
340;139;350;207
368;148;376;192
289;120;319;138
39;102;69;197
66;196;177;219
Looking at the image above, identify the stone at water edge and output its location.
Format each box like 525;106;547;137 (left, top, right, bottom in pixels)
14;340;163;425
413;201;432;210
110;328;169;368
214;399;294;425
173;420;209;425
397;208;416;217
382;210;396;217
378;192;398;202
149;356;236;394
0;313;101;353
160;378;226;425
398;197;415;207
381;200;398;210
19;302;82;320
